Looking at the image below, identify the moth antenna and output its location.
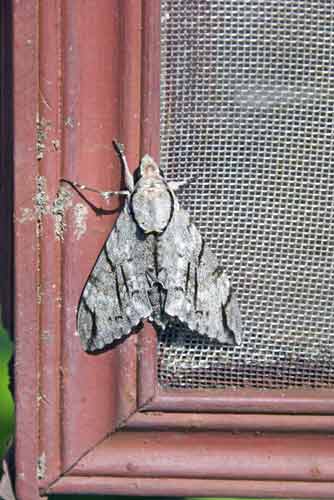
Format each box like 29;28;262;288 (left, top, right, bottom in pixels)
113;140;135;193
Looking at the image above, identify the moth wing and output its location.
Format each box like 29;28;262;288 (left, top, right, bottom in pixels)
157;207;242;345
77;205;154;351
196;245;243;345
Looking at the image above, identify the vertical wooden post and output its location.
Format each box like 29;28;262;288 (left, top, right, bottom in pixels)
13;1;40;498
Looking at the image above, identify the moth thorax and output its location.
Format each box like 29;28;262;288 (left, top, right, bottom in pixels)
131;183;173;234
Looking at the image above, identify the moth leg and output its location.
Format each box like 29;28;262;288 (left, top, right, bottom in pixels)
61;138;135;199
112;140;135;193
60;180;130;200
168;177;194;192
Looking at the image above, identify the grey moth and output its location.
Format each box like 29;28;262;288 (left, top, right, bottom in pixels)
77;142;242;351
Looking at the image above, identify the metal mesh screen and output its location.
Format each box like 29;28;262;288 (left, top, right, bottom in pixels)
158;0;334;389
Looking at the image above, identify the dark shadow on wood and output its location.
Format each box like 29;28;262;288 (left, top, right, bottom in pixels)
0;0;14;337
0;1;15;495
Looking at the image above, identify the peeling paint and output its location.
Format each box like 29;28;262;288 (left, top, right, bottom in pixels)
18;207;35;223
14;175;116;243
37;392;49;405
17;176;50;237
41;330;52;342
51;185;73;240
34;176;49;237
73;203;88;240
36;284;43;305
34;176;49;217
37;453;46;480
51;138;60;150
36;115;51;160
64;116;75;128
55;296;62;307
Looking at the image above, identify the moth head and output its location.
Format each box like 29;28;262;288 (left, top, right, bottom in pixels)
133;154;165;183
131;154;173;235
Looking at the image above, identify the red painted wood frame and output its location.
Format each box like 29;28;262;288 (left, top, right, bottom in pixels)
13;1;334;499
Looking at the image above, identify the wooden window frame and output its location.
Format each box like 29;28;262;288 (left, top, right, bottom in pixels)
13;1;334;498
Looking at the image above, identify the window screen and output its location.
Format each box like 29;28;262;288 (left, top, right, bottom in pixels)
158;0;334;389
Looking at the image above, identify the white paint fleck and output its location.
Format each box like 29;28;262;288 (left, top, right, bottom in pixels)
73;203;88;240
37;453;46;480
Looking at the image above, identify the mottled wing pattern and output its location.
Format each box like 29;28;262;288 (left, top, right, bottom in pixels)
157;205;242;345
77;204;154;351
